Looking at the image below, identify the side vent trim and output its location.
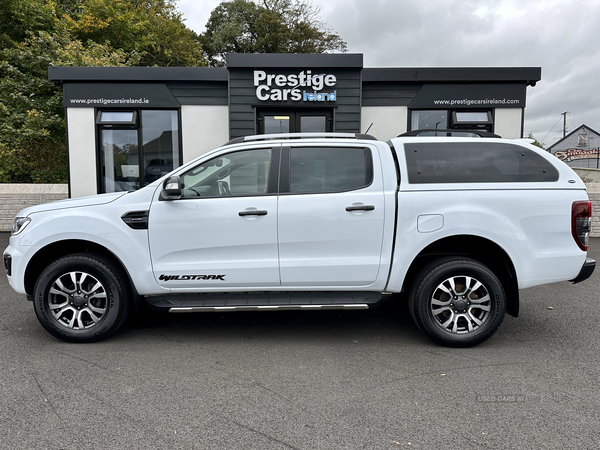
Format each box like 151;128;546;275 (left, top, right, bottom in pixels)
121;211;149;230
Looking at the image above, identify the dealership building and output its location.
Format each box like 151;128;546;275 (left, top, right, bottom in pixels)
48;53;541;197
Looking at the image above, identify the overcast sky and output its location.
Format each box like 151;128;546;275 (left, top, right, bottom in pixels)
177;0;600;146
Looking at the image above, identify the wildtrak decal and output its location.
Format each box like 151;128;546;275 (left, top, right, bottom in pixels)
159;274;226;281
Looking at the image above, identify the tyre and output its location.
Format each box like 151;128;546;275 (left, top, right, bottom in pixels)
33;254;131;343
409;258;506;347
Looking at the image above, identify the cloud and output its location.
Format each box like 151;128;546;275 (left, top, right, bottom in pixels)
319;0;600;142
177;0;600;144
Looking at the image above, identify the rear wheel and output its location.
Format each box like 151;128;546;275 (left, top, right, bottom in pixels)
33;254;130;343
409;258;506;347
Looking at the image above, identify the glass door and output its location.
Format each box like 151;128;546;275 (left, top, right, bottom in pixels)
100;129;139;193
259;110;332;134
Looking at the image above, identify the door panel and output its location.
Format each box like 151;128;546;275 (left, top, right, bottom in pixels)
278;146;385;287
148;147;280;290
149;197;279;289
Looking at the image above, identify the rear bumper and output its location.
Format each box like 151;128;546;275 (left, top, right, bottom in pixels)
570;258;596;284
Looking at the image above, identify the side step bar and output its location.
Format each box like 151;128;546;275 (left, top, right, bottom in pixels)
145;292;383;313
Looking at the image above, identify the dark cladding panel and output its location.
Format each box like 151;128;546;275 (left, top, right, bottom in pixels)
166;81;228;106
227;53;363;68
362;82;421;106
409;83;528;109
64;81;229;108
63;83;179;108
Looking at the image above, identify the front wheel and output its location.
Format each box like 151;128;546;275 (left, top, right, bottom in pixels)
33;254;131;343
409;259;506;347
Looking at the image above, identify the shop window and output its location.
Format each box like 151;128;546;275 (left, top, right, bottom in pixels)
411;110;448;132
452;111;493;127
98;110;180;193
96;111;137;125
410;110;493;133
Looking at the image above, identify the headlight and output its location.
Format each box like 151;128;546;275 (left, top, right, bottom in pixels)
11;217;31;236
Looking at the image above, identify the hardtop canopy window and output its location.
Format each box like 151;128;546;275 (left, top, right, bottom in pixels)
404;142;559;184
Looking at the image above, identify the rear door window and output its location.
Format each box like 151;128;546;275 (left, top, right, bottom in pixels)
288;147;372;194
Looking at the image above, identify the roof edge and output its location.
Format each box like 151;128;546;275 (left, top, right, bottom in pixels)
363;67;541;85
48;66;229;82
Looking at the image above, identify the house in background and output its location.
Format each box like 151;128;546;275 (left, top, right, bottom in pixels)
548;124;600;169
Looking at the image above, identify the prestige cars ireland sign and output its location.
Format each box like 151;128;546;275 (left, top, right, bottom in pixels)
254;70;337;102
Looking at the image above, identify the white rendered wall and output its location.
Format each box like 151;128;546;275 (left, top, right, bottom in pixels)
67;108;97;198
361;106;407;141
494;108;523;139
181;105;229;163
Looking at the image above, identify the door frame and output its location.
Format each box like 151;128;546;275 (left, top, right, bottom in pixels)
257;109;333;134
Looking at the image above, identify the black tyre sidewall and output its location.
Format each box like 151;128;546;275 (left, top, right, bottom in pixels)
411;259;506;347
33;254;129;343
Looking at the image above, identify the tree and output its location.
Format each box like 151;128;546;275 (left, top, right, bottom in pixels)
0;28;136;183
0;0;204;183
525;133;545;150
0;0;57;48
202;0;347;66
63;0;204;67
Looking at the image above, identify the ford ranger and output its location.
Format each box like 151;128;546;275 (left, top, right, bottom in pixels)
3;132;595;346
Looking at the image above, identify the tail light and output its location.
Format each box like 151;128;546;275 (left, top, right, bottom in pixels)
572;201;592;251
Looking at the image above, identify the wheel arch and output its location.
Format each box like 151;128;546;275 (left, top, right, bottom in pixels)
24;239;143;311
403;235;519;317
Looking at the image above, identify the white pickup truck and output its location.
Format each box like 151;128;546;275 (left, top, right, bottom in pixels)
3;132;595;346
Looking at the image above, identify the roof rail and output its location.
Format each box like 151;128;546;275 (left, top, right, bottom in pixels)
223;132;377;146
398;129;502;138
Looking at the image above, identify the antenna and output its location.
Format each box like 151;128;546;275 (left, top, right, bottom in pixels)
561;111;568;138
365;123;373;134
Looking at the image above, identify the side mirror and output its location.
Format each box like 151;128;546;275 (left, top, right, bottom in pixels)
159;175;181;201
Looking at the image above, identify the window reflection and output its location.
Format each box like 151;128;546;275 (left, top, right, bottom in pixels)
411;110;448;133
101;129;139;192
264;116;290;134
142;111;179;186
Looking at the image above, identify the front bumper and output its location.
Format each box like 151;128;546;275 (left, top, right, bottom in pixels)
3;253;11;276
570;258;596;284
3;240;29;295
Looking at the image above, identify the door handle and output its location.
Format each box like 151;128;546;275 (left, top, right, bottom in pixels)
345;205;375;212
239;210;268;216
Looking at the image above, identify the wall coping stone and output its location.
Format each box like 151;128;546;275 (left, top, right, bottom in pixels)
0;184;68;194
